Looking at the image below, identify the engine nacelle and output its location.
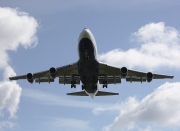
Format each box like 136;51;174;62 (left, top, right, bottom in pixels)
49;67;57;78
26;73;34;83
146;72;153;82
120;67;128;78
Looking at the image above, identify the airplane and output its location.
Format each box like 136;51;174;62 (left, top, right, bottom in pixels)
9;28;174;98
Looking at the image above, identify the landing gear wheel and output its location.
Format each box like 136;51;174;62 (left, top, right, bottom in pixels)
82;85;85;90
71;80;76;88
102;80;108;88
71;84;76;88
102;84;108;88
84;51;89;60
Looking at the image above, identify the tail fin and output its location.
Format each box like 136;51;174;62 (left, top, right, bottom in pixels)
67;90;119;96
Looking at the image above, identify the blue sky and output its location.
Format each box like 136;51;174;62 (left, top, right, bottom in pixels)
0;0;180;131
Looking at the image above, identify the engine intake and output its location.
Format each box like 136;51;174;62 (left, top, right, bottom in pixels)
26;73;34;83
49;67;57;78
120;67;128;78
146;72;153;82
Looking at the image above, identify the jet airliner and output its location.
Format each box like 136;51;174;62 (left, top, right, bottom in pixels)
9;28;174;98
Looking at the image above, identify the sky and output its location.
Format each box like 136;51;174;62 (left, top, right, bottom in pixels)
0;0;180;131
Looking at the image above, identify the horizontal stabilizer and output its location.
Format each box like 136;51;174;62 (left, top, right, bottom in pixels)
96;91;119;96
67;90;119;96
67;91;88;96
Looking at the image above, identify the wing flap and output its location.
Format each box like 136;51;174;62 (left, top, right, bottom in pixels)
59;76;80;84
99;76;121;84
35;78;54;83
126;77;146;82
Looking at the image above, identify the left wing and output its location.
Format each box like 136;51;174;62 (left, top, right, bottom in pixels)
9;62;80;84
98;62;174;84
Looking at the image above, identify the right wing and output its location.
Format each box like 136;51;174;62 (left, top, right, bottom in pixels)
9;62;80;84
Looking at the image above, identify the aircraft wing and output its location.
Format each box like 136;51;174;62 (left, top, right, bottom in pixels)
98;62;174;84
127;70;174;79
9;62;80;84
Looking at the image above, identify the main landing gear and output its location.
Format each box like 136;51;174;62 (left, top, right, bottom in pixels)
102;84;108;88
102;80;108;88
71;80;76;88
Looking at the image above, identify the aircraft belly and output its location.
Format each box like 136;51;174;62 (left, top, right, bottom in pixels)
78;60;99;93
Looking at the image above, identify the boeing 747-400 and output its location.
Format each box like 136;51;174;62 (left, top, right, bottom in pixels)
9;28;174;98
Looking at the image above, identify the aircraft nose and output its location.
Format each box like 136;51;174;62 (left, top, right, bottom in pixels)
78;28;91;41
82;28;89;35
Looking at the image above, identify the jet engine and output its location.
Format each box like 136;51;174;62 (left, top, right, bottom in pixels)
26;73;34;83
146;72;153;82
49;67;57;78
120;67;128;78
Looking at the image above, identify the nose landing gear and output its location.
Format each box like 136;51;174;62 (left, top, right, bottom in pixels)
84;51;89;60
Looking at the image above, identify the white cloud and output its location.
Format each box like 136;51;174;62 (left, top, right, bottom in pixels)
23;89;111;109
0;7;38;50
92;103;121;115
0;6;38;123
0;121;15;131
102;82;180;131
44;118;93;131
0;80;21;118
99;22;180;70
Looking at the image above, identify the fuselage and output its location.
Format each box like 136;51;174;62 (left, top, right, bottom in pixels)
77;28;99;97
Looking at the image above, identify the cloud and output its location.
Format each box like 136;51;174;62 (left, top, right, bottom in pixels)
23;89;111;109
101;82;180;131
0;121;15;131
0;7;38;68
0;7;38;129
0;8;38;49
99;22;180;70
92;103;121;115
0;80;21;118
43;118;93;131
